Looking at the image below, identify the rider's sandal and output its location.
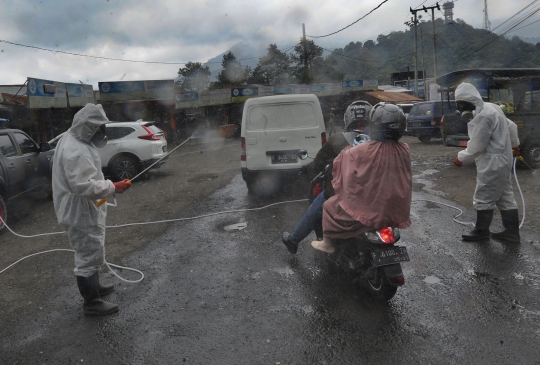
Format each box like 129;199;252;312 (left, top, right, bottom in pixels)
311;240;335;254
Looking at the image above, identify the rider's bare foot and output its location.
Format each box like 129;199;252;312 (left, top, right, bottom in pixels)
311;238;335;254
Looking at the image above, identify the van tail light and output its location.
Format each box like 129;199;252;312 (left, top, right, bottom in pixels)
241;137;246;161
389;276;405;284
431;118;437;126
321;132;327;145
138;126;161;140
440;116;445;131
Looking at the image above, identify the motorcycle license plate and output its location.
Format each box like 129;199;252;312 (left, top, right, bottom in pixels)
371;246;410;267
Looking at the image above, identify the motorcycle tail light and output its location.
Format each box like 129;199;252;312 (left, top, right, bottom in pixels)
390;275;405;284
321;132;327;145
241;137;246;161
378;227;395;244
312;182;322;197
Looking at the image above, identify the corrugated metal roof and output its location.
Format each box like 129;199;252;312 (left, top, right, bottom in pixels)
1;92;27;105
364;91;423;103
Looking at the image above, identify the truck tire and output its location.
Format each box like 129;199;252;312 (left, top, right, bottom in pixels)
442;132;448;147
522;140;540;170
418;135;432;143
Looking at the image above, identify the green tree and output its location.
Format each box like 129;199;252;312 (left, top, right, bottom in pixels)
247;44;292;85
291;39;325;84
214;51;251;88
175;62;211;91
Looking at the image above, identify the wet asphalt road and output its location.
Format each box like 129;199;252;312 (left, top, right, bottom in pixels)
3;165;540;364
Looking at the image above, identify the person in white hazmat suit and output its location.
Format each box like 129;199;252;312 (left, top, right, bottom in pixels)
453;82;521;243
52;103;132;315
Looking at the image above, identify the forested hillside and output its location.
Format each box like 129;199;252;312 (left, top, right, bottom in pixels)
330;18;540;84
182;19;540;90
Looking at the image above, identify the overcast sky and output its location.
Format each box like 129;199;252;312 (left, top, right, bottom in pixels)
0;0;538;89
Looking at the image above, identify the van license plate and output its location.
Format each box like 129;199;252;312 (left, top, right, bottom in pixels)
269;151;298;164
371;246;410;267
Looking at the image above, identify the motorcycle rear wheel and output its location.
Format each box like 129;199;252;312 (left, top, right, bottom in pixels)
365;267;398;301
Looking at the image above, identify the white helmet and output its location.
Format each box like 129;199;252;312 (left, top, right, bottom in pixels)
343;100;372;130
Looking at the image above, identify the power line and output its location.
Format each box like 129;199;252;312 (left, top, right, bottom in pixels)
0;39;222;65
306;0;390;39
453;4;540;64
0;38;297;67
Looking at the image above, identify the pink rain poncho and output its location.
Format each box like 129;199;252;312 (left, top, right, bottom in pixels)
322;140;412;239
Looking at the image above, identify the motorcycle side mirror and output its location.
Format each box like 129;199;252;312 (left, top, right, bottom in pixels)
297;149;311;160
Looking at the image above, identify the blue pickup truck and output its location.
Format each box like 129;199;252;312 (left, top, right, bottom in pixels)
0;129;53;230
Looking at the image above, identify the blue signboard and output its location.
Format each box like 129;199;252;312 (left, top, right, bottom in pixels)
66;83;84;97
309;84;325;93
274;85;295;95
99;81;146;94
342;80;364;88
175;92;199;102
28;78;55;97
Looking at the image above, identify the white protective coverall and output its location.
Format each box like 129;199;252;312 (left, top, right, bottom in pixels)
455;83;519;211
52;104;116;277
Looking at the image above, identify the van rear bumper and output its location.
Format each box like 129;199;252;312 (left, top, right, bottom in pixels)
242;167;302;182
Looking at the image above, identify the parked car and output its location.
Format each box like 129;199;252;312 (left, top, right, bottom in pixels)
240;94;326;194
0;129;52;230
406;101;457;143
49;120;168;181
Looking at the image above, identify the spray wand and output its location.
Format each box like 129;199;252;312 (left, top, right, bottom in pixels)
96;136;192;207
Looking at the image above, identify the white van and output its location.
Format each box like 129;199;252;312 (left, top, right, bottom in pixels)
240;94;326;192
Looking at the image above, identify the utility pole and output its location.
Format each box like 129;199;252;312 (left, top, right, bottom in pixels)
483;0;491;31
302;23;309;84
411;2;440;86
405;14;419;97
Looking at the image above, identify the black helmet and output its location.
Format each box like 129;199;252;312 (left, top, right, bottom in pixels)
343;100;372;131
368;102;406;142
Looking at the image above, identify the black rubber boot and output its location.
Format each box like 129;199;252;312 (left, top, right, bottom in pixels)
97;272;114;297
76;272;119;315
491;209;521;243
282;232;298;254
462;209;493;241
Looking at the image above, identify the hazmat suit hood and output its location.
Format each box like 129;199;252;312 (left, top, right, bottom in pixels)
455;82;484;112
69;103;110;143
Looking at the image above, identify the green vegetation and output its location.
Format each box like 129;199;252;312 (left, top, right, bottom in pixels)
175;19;540;90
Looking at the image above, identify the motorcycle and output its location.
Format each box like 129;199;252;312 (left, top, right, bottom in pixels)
298;149;410;301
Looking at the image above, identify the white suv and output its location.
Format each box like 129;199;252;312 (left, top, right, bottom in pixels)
49;120;168;181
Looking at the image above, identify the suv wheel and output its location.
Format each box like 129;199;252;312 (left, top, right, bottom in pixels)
418;135;432;143
110;155;139;181
0;195;6;231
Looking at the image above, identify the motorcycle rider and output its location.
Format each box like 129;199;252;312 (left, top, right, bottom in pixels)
453;82;521;243
281;101;372;254
311;102;412;253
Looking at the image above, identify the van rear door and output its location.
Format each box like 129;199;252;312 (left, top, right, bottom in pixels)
243;98;324;171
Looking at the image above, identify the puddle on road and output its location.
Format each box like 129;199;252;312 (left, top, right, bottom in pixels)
423;275;442;284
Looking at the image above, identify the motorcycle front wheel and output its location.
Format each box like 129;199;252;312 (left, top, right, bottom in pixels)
365;267;398;301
